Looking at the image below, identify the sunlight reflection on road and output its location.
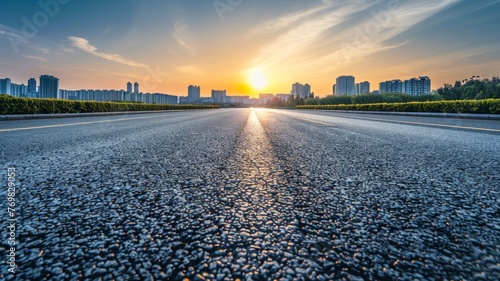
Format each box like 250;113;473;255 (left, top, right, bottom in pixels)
212;108;303;279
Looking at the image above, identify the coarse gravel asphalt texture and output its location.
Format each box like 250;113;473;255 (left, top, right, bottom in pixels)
1;108;499;280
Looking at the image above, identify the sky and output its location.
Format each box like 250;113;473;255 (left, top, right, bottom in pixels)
0;0;499;98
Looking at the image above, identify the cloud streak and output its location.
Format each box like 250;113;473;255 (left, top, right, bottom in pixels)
176;65;205;76
172;22;196;55
247;0;461;75
68;36;148;68
23;55;47;61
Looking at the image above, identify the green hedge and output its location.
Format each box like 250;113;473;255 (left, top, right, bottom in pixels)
0;95;219;114
305;93;443;105
297;99;500;114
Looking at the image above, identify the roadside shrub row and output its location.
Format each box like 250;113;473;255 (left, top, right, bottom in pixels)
297;99;500;114
305;93;443;106
0;95;219;114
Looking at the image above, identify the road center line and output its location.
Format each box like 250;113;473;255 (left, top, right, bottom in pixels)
0;114;171;133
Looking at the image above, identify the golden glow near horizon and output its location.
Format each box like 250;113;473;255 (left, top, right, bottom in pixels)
248;69;268;91
1;1;499;98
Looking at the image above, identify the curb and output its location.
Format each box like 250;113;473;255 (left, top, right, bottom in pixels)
312;110;500;121
1;110;184;121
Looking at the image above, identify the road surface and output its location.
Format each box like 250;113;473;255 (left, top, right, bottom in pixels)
1;108;499;280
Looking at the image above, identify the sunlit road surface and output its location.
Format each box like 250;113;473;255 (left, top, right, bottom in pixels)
1;108;499;280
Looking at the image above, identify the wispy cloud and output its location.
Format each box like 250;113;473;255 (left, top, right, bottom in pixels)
247;0;461;75
23;55;47;61
172;22;196;55
68;36;148;68
0;24;26;41
35;47;51;54
247;5;329;36
176;65;205;76
471;0;500;12
0;24;77;56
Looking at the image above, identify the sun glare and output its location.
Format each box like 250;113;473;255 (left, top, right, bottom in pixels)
249;70;267;90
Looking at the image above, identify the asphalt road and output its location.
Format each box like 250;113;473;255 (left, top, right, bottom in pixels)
1;108;499;280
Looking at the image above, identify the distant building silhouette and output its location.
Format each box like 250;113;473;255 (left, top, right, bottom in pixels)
259;93;274;105
403;76;431;96
379;79;403;93
211;89;226;103
291;82;311;98
134;82;139;94
127;82;132;93
28;78;37;98
59;88;178;104
335;76;355;95
0;78;11;95
356;81;370;94
10;82;27;97
230;95;251;104
188;85;201;102
276;94;291;101
39;75;59;99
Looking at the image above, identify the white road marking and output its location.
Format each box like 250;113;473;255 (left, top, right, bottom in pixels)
323;114;500;133
0;114;170;133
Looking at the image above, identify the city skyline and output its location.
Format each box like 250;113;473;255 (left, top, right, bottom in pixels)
1;1;500;97
1;73;436;98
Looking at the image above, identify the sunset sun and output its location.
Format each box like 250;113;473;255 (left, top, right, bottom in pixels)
249;70;267;90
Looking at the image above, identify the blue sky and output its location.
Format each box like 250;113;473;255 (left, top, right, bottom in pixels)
1;0;499;96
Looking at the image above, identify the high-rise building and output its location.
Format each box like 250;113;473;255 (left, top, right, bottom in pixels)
211;89;226;103
10;83;27;97
359;81;370;94
0;78;11;95
379;79;403;93
335;76;355;95
303;83;311;98
127;82;132;93
403;76;431;96
420;76;431;94
276;94;291;101
28;78;37;98
39;75;59;99
134;82;139;94
259;94;275;105
291;82;311;98
188;85;201;102
230;95;251;104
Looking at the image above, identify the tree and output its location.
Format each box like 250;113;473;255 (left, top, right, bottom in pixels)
287;95;295;107
437;76;500;100
295;95;304;106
